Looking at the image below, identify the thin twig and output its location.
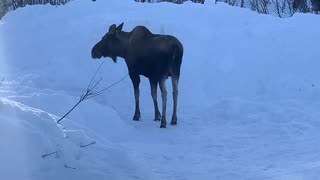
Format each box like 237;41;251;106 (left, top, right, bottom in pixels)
89;77;103;92
42;151;57;158
85;74;128;100
80;141;96;148
0;77;4;86
87;61;104;90
64;165;76;170
57;100;82;124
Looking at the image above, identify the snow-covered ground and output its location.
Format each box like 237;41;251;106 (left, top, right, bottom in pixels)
1;0;320;179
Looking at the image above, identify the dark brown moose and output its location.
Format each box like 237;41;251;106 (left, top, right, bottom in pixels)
91;22;183;128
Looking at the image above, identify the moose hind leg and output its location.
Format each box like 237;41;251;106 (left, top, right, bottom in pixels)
159;79;167;128
149;79;161;121
171;76;179;125
130;74;141;121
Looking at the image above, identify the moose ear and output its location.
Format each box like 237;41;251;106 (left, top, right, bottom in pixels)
109;24;117;33
116;22;124;31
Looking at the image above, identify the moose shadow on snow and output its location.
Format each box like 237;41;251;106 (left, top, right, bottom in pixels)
91;22;183;128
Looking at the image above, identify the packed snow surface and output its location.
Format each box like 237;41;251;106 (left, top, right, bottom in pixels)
1;0;320;179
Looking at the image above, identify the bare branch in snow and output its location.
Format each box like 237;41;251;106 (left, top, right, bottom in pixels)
273;0;282;17
64;165;76;169
42;151;57;158
80;141;96;148
0;77;4;86
56;62;128;124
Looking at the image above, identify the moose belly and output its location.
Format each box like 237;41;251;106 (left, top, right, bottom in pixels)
136;59;171;80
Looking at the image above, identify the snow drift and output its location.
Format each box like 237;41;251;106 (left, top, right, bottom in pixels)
1;0;320;179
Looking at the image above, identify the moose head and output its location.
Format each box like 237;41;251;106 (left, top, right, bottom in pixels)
91;22;124;63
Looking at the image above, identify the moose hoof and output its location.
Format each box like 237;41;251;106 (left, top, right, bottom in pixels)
160;121;166;128
154;113;161;121
170;121;177;125
133;115;140;121
171;116;177;125
160;124;166;128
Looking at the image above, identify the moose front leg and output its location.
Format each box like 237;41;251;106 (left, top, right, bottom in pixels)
159;79;167;128
130;74;141;121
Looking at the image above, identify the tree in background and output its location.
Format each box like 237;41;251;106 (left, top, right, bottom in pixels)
134;0;204;3
293;0;309;12
248;0;269;14
1;0;319;20
0;0;70;19
311;0;319;14
240;0;244;7
0;1;9;18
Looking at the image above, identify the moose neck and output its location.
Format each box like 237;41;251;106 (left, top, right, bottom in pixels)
116;31;131;59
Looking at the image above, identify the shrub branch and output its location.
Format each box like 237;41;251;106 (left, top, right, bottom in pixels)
57;62;128;124
0;77;4;86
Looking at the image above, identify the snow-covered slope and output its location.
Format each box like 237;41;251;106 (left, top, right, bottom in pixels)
1;0;320;179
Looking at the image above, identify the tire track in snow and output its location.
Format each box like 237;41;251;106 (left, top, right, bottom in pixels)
113;98;320;180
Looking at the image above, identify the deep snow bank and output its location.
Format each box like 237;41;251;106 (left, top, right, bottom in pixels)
0;94;155;180
1;0;320;180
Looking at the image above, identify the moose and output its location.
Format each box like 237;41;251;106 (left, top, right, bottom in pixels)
91;22;183;128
